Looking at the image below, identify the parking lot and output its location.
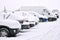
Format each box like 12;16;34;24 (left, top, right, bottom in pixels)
0;15;60;40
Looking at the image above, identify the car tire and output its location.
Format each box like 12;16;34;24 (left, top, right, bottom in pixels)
0;27;9;37
0;27;16;37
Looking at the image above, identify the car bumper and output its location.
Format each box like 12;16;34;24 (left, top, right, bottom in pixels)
39;18;48;22
21;24;30;29
10;28;20;34
48;17;57;21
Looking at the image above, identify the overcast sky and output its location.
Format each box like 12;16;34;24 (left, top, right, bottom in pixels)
0;0;60;11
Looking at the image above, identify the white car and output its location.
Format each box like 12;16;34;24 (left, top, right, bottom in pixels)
26;11;48;22
0;12;21;37
20;6;59;22
42;9;59;21
6;11;39;29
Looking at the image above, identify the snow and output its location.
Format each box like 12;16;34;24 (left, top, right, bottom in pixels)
0;15;60;40
0;0;60;40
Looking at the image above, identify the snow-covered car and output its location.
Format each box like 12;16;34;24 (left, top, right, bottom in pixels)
30;10;59;22
20;6;59;22
5;11;39;29
24;11;48;22
0;12;21;37
42;9;59;21
18;20;37;29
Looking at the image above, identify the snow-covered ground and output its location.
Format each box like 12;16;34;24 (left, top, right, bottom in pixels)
0;16;60;40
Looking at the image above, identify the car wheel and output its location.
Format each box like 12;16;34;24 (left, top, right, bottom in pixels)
0;28;9;37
